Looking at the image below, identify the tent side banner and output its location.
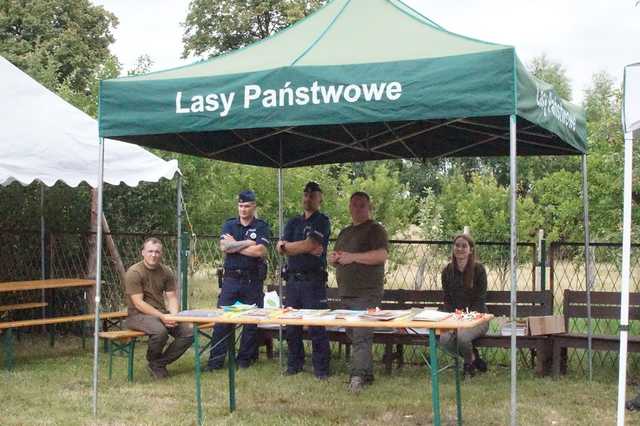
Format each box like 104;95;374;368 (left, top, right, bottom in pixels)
624;63;640;135
99;49;515;138
516;59;587;154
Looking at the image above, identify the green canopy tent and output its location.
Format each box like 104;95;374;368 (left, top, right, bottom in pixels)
96;0;588;424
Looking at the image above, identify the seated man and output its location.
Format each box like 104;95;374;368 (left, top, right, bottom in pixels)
125;237;193;379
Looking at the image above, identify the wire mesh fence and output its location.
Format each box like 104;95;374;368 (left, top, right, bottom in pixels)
550;242;640;374
1;229;637;375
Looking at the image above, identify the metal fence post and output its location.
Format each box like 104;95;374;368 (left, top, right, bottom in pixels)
180;231;190;310
538;230;547;293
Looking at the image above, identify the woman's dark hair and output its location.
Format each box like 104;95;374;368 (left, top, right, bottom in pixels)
450;234;476;289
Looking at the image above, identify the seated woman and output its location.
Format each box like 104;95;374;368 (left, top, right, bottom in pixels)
439;234;489;377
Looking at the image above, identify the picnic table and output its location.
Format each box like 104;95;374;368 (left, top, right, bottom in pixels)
0;278;99;369
0;278;95;321
166;309;493;426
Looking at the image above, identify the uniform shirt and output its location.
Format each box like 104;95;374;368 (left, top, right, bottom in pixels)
334;219;388;298
124;261;176;315
283;210;330;273
441;262;488;313
221;217;271;271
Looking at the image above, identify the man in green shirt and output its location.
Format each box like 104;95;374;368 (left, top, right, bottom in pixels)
329;192;388;393
125;237;193;379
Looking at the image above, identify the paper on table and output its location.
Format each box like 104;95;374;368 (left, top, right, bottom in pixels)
360;310;412;321
412;309;452;322
221;301;256;312
177;309;223;318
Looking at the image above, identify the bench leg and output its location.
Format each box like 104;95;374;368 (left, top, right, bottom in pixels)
2;329;15;370
552;340;561;379
127;340;136;383
49;325;55;347
81;321;86;350
107;340;114;380
383;344;393;374
397;344;404;369
105;339;137;382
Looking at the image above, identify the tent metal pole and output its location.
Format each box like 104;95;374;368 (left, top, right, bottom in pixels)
277;168;284;371
176;175;184;310
509;114;518;426
40;183;46;318
616;131;633;425
91;138;105;417
581;155;593;382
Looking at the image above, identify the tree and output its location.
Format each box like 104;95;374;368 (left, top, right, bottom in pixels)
529;53;572;101
0;0;118;96
0;1;120;234
127;54;154;76
182;0;326;58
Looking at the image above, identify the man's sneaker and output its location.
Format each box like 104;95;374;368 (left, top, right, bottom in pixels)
473;357;488;373
147;364;168;380
348;376;365;393
314;373;329;381
203;364;224;372
284;367;302;376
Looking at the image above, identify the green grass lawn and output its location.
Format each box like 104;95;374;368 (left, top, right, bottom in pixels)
1;334;639;425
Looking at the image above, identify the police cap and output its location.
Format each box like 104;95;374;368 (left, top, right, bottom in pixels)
238;190;256;203
303;181;322;193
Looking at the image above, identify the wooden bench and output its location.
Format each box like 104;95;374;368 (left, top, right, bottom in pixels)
0;302;48;313
98;321;274;382
0;311;127;370
265;285;554;374
0;302;48;323
552;290;640;378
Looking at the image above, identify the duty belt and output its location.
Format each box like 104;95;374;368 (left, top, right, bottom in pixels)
223;269;258;279
287;270;326;281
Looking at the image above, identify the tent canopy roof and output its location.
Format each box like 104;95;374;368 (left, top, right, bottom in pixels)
99;0;586;168
0;56;179;188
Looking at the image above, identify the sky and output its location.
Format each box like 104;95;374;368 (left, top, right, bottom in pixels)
92;0;640;103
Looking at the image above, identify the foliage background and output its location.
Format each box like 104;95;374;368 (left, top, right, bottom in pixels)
0;0;638;244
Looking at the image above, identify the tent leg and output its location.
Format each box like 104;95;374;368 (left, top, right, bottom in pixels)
509;114;518;426
92;138;105;417
581;155;593;382
616;132;634;426
40;184;46;320
277;168;284;371
176;175;186;310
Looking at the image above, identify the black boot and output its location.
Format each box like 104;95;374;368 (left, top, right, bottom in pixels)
472;347;488;373
463;362;476;378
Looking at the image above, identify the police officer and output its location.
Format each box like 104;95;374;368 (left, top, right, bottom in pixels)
205;190;271;370
276;181;331;379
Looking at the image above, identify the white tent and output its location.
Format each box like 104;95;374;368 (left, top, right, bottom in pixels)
618;62;640;425
0;55;179;187
0;55;185;412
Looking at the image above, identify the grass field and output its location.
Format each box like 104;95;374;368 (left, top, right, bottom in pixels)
1;334;639;425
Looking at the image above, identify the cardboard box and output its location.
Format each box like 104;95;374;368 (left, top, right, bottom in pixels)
499;319;528;336
527;315;565;336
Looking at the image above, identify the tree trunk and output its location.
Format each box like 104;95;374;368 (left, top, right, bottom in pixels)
85;188;127;312
85;189;98;313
